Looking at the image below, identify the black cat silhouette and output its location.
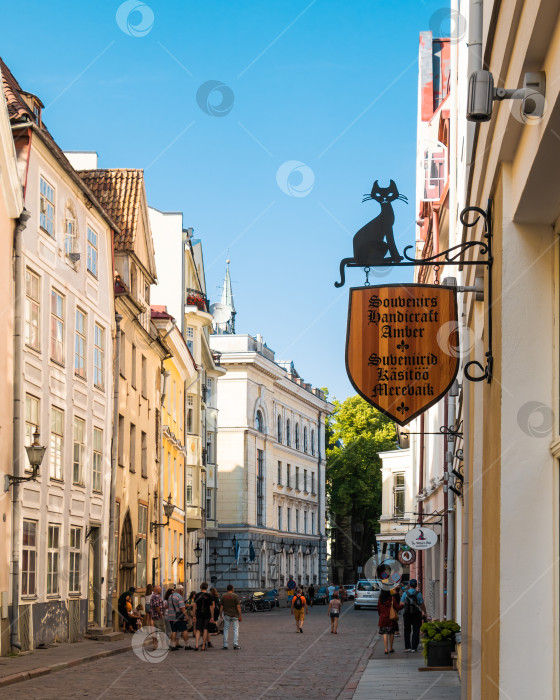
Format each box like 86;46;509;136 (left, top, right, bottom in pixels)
335;180;408;287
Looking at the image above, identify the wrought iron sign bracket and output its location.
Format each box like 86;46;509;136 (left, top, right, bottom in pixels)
335;199;494;384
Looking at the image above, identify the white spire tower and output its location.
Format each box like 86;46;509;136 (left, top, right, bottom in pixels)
211;260;236;334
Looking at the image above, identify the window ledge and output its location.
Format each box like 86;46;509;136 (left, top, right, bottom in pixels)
74;372;87;382
50;359;65;369
24;343;41;355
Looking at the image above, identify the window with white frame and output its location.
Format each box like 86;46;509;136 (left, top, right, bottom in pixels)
25;269;40;350
94;324;104;388
187;394;194;433
207;431;215;464
50;290;64;364
207;487;214;520
311;471;315;494
22;520;37;596
304;469;308;492
186;326;194;354
295;466;300;490
277;461;282;485
186;469;193;504
303;426;308;452
72;416;85;485
286;419;291;446
69;527;81;594
93;427;102;492
311;429;315;456
277;414;282;443
64;212;76;256
287;464;291;488
47;524;60;595
74;309;86;378
137;505;147;588
206;377;213;406
87;225;98;276
393;472;406;516
40;176;55;236
295;424;300;449
50;407;64;480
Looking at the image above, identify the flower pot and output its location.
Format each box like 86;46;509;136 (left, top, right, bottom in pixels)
426;640;454;667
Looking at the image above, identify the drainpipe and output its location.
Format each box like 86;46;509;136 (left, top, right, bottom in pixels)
317;410;323;585
105;312;122;629
418;414;425;589
443;395;449;619
468;0;484;75
10;209;31;652
160;368;170;589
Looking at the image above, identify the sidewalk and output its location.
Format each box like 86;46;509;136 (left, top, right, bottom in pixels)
348;631;461;700
0;636;132;689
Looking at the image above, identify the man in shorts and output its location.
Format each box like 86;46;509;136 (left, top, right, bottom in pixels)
194;582;215;651
291;586;308;633
167;585;190;651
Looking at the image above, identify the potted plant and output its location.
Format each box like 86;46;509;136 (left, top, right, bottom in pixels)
421;619;460;667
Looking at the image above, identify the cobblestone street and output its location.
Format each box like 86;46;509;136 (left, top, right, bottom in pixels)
11;605;378;699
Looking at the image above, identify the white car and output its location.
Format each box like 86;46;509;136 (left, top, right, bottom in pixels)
354;579;381;609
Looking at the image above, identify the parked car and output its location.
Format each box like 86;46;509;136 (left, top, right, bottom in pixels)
313;586;328;605
343;584;356;600
354;579;381;610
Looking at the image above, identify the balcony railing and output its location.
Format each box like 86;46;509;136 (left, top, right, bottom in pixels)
185;288;209;312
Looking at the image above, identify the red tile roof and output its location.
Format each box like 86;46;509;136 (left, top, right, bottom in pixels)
151;305;173;320
78;169;144;251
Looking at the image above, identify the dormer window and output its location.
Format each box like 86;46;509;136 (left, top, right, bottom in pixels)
33;101;41;124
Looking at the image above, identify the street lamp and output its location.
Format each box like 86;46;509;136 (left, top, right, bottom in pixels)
211;548;218;564
5;428;46;490
276;539;285;555
186;541;203;569
150;494;175;533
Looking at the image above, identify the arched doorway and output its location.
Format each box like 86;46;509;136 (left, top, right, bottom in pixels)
118;510;134;596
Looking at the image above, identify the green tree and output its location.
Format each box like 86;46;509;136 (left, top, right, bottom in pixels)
325;393;396;579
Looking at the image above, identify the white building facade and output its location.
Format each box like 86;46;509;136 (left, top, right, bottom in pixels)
209;332;333;592
4;61;115;649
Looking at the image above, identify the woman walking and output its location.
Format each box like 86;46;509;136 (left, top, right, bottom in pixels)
378;589;403;654
144;583;153;627
327;591;342;634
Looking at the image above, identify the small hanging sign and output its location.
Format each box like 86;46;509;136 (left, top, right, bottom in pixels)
346;283;459;426
398;548;417;565
405;527;438;551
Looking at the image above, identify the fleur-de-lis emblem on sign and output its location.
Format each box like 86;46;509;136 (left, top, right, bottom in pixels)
396;402;409;415
396;340;409;351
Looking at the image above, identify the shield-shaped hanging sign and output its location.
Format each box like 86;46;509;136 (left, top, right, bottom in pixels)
346;283;459;426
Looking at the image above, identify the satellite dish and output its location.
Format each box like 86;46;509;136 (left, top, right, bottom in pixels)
211;302;232;326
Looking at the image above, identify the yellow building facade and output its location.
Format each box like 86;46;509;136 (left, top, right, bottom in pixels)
152;310;198;590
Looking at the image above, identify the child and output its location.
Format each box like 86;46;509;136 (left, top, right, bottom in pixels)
328;591;342;634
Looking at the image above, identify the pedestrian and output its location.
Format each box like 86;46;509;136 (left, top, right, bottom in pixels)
378;589;403;654
400;579;428;653
328;591;342;634
167;585;192;651
391;587;401;637
207;587;221;646
144;583;153;627
308;583;315;607
338;585;348;602
220;584;242;650
291;586;308;633
150;586;166;649
327;583;336;602
194;582;215;651
117;586;136;632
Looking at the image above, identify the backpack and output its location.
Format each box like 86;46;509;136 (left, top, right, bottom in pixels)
404;590;420;615
293;595;305;610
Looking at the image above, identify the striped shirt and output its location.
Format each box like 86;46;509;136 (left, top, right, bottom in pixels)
165;592;185;621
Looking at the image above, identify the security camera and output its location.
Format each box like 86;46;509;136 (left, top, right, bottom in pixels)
467;69;546;123
467;70;494;122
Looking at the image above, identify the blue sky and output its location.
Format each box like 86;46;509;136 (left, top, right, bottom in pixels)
1;0;449;402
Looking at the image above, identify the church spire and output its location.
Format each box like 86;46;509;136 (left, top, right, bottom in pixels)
211;260;236;334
